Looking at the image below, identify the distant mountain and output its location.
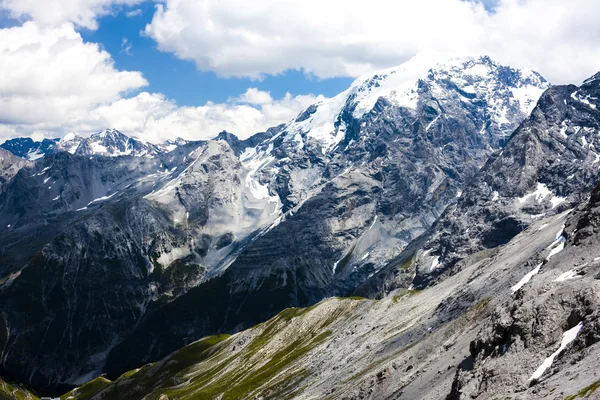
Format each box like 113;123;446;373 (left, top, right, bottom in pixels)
0;148;28;192
74;128;160;157
54;132;84;154
0;137;59;160
1;129;189;160
159;137;190;152
0;55;557;394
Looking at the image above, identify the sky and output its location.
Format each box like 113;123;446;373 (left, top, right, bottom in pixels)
0;0;599;144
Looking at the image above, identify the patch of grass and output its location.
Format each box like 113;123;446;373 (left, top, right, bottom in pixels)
467;297;491;318
0;377;38;400
336;296;367;301
169;334;231;367
398;252;417;270
67;303;347;400
60;377;111;400
392;289;421;303
565;380;600;400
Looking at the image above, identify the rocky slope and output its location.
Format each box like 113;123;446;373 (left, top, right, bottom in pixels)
0;55;554;394
0;138;58;160
0;129;184;160
52;187;600;399
0;149;29;192
360;68;600;298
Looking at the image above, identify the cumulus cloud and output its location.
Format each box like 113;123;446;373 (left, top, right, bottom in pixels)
0;22;147;137
0;21;324;143
231;88;274;105
85;90;325;143
0;0;143;30
144;0;600;84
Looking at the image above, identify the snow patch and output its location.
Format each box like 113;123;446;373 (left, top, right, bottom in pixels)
511;263;542;293
554;269;580;282
87;191;118;206
517;183;565;209
430;256;440;272
529;322;584;381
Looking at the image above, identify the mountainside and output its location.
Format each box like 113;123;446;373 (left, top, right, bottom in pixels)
0;149;29;192
103;56;553;379
74;129;160;157
53;187;600;399
0;137;59;160
0;55;555;394
359;66;600;298
0;129;184;161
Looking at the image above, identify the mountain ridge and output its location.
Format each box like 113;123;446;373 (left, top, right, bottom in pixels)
0;55;558;394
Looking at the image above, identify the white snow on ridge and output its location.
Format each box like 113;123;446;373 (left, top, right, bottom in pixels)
240;145;280;206
87;191;118;206
279;53;547;155
517;183;565;209
430;256;440;272
27;150;44;160
554;269;580;282
511;263;542;293
529;322;584;381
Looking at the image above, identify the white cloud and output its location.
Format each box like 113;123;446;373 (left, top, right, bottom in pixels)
83;91;324;143
231;88;274;105
125;8;142;18
0;21;324;144
0;0;143;30
144;0;600;84
0;22;147;138
121;37;133;55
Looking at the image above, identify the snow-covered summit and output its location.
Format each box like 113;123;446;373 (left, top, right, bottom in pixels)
159;137;190;152
74;128;159;157
279;54;550;153
55;132;83;154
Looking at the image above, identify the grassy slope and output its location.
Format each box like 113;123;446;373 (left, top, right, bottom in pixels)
60;299;360;400
0;378;38;400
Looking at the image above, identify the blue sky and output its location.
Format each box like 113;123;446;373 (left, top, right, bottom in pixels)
79;4;353;106
0;0;598;143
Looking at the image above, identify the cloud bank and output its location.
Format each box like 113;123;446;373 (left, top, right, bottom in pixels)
144;0;600;84
0;0;599;144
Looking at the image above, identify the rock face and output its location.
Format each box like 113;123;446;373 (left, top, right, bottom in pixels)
104;56;552;378
0;137;59;160
74;128;160;157
448;181;600;400
0;148;29;192
0;55;554;393
52;188;600;399
360;69;600;297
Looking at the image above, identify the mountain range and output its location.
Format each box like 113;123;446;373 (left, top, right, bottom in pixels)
1;55;599;400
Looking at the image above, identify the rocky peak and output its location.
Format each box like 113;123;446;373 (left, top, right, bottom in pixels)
75;128;159;157
55;132;83;154
0;137;59;160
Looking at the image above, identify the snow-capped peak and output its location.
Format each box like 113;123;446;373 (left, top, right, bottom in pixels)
75;129;159;158
56;132;83;154
279;53;550;153
59;132;78;143
160;137;190;152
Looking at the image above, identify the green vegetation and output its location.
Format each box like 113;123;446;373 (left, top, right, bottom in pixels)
0;377;38;400
336;296;367;301
467;297;491;318
60;377;111;400
565;380;600;400
60;300;354;400
392;289;421;303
